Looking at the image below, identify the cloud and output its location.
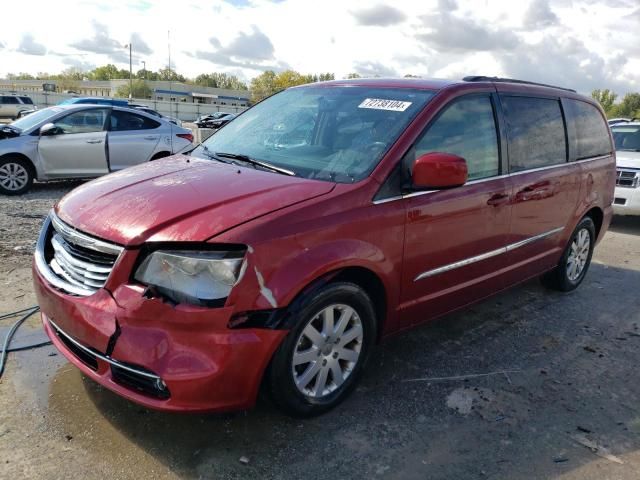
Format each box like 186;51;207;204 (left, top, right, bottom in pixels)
417;11;520;53
130;32;153;55
0;40;5;50
523;0;559;29
352;60;398;77
69;21;128;63
219;27;274;61
497;36;632;94
17;34;46;56
61;57;96;72
351;5;407;26
191;26;287;71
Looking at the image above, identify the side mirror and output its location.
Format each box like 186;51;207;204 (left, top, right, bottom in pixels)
412;152;468;189
40;123;60;136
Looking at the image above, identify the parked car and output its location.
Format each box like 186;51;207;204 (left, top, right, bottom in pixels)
194;112;232;128
128;103;182;127
608;118;632;126
33;77;614;417
0;105;193;195
0;95;36;119
611;121;640;215
59;97;130;107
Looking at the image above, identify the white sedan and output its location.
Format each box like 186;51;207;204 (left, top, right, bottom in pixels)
0;104;193;195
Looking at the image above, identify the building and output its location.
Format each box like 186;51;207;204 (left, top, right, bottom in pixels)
0;78;251;108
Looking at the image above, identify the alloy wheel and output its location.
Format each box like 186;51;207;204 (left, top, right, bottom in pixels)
0;162;29;192
291;304;364;399
566;228;590;281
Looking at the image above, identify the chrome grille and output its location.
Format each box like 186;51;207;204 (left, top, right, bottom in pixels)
35;213;123;296
616;168;639;188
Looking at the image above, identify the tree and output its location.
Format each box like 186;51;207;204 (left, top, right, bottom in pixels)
345;73;361;79
250;70;278;102
88;64;128;81
114;79;152;99
616;93;640;118
6;72;35;80
191;72;248;90
318;73;335;82
157;67;186;82
591;89;617;116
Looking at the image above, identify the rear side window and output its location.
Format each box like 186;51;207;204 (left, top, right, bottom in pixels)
501;96;566;172
1;96;20;104
413;95;500;180
565;99;612;159
109;110;160;131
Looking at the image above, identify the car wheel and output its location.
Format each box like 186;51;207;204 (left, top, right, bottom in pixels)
0;157;34;195
541;216;596;292
266;282;376;417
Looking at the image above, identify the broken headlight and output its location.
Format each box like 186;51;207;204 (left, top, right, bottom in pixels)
134;250;245;306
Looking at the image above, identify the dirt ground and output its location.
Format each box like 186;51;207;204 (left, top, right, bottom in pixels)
1;182;640;480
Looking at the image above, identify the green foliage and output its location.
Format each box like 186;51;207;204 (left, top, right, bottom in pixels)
87;64;129;81
345;73;361;79
250;70;337;102
191;73;248;90
114;79;153;99
157;67;186;83
592;89;640;119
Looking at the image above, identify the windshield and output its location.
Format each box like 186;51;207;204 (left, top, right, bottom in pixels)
10;107;64;132
612;125;640;151
191;86;435;182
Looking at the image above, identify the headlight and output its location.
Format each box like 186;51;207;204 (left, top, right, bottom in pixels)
134;250;245;306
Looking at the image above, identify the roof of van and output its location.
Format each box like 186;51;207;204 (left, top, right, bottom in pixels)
306;76;583;96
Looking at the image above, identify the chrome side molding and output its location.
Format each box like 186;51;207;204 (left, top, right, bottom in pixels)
414;227;564;281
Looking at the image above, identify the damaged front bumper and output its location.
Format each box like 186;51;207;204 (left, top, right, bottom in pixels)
33;262;287;413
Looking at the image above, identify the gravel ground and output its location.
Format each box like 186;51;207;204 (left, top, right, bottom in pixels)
1;183;640;480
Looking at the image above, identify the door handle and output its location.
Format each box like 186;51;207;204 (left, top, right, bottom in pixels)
86;139;103;144
487;193;510;207
144;136;158;140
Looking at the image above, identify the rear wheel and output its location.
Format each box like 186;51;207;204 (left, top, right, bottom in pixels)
0;157;33;195
266;282;376;417
541;217;595;292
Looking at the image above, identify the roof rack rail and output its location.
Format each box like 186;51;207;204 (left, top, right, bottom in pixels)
462;76;577;93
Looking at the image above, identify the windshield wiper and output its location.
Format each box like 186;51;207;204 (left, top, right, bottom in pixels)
214;152;295;176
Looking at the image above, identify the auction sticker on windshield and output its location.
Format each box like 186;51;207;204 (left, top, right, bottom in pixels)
358;98;412;112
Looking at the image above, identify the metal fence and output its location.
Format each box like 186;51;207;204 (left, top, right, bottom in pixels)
1;91;248;121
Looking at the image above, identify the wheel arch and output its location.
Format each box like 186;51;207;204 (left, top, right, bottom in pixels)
583;206;603;240
150;151;171;160
0;152;37;178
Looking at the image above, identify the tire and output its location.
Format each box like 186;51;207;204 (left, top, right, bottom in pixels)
266;282;377;417
541;217;596;292
0;157;34;195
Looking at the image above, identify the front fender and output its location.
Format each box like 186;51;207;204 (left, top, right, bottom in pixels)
227;238;395;314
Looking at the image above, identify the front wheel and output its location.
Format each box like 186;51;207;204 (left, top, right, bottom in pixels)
266;282;377;417
541;217;596;292
0;157;34;195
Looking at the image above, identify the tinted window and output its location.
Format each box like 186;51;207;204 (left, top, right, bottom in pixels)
109;110;160;131
565;99;612;159
413;95;500;180
612;125;640;151
19;97;34;105
54;108;108;134
1;96;20;104
501;96;566;172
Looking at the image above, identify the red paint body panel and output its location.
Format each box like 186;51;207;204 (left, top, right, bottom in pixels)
55;156;334;246
34;78;616;412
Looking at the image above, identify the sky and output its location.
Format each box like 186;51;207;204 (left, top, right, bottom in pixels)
0;0;638;95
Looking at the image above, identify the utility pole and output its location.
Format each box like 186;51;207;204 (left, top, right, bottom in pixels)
124;43;133;99
141;60;146;79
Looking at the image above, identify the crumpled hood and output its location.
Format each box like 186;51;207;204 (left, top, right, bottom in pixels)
55;155;335;246
617;151;640;170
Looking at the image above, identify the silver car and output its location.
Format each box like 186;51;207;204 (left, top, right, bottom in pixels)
0;104;193;195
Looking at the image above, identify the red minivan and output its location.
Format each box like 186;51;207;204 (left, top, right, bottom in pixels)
33;77;615;416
